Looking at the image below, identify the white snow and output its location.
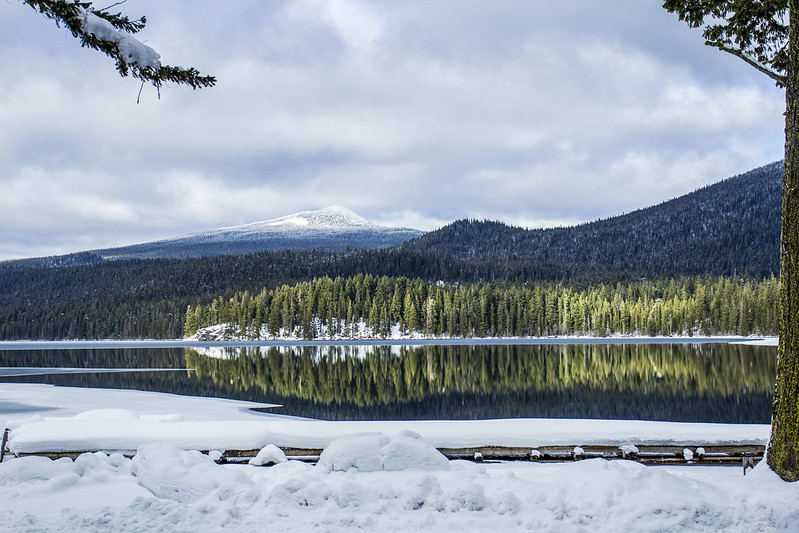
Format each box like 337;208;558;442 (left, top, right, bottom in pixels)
317;431;450;473
5;410;772;456
620;444;639;457
732;337;779;346
169;205;399;243
79;11;161;70
249;444;287;466
188;317;780;343
269;215;311;227
0;382;274;422
262;206;373;228
1;383;797;532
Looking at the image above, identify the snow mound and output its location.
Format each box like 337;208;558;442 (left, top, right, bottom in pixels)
443;482;485;512
249;444;287;466
73;409;140;420
131;444;251;502
317;431;450;473
0;455;74;485
620;444;639;456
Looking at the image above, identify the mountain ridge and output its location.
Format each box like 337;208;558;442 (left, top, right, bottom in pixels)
397;161;782;278
4;162;780;273
92;205;424;261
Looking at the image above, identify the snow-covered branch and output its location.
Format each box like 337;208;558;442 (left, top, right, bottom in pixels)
22;0;215;92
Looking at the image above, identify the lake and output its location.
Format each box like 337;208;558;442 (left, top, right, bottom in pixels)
0;342;776;423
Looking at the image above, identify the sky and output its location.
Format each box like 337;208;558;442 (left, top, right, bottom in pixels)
0;0;786;260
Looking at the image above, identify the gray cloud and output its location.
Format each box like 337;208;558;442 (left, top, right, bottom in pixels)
0;0;785;259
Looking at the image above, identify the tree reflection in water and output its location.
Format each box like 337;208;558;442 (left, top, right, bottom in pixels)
184;343;776;423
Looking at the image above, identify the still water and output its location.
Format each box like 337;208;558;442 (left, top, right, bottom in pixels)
0;343;776;423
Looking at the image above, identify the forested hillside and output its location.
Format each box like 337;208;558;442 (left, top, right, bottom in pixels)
402;161;782;278
0;162;782;339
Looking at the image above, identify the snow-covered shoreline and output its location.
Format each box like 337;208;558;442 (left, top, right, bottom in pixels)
6;413;772;456
0;334;779;351
0;383;796;532
2;384;771;456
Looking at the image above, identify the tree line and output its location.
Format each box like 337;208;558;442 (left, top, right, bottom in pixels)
184;274;780;339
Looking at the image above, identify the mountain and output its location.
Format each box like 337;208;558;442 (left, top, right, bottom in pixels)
92;206;425;261
399;161;782;279
0;162;783;340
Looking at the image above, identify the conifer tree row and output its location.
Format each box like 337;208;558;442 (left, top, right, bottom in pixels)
185;275;780;339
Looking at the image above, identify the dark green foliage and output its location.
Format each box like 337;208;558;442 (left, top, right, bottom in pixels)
185;274;779;339
22;0;215;91
663;0;788;85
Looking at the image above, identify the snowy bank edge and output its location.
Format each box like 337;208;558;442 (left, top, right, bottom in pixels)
6;414;770;455
0;335;779;351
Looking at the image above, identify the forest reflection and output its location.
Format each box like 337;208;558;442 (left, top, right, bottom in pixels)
185;343;776;420
0;345;776;423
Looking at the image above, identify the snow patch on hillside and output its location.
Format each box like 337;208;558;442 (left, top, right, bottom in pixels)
264;206;372;228
174;206;383;241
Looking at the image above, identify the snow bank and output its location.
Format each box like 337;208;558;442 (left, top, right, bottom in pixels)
6;413;771;456
317;431;449;472
132;444;251;502
0;382;276;423
2;383;771;462
0;384;795;532
1;446;797;532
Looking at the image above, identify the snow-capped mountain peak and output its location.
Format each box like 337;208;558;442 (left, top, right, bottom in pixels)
94;206;424;260
265;206;372;228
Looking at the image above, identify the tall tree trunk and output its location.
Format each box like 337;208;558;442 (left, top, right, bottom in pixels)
768;0;799;482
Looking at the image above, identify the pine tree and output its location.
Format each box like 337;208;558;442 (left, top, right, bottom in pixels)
663;0;798;481
22;0;215;94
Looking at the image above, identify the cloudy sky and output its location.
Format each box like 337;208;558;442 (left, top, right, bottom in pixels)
0;0;785;260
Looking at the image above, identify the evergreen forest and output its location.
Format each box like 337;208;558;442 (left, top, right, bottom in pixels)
184;275;779;339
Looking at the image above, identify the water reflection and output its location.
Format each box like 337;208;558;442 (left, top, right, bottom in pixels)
185;343;776;423
0;344;776;423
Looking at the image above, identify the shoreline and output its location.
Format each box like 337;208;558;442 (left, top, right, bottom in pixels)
0;335;778;351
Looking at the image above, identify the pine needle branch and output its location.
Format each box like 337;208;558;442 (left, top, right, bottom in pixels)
708;40;787;87
21;0;215;92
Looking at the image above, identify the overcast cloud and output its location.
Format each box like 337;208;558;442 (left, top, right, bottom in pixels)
0;0;785;259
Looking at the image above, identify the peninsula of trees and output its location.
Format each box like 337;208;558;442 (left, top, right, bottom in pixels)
184;275;779;340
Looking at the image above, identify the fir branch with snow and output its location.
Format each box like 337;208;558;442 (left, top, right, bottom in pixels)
22;0;215;93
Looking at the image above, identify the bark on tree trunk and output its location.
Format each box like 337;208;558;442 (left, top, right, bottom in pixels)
768;0;799;482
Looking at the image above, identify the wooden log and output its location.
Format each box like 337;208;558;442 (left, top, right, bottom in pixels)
0;428;9;463
9;443;766;467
